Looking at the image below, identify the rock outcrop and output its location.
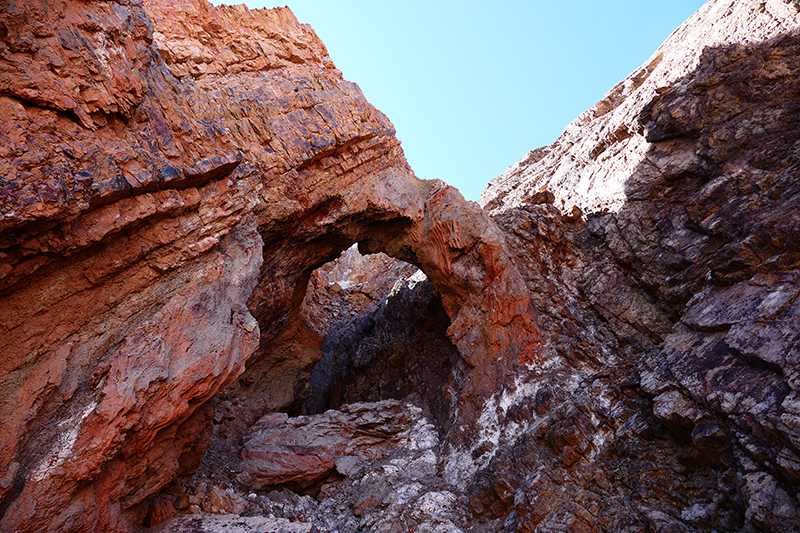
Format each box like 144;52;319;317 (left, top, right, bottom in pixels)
238;401;415;490
473;1;800;531
158;400;462;533
2;0;800;531
0;0;537;531
300;249;460;431
301;245;420;337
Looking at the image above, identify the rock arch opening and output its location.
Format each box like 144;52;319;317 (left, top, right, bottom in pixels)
217;180;542;452
213;236;464;440
171;241;464;508
299;244;463;433
173;177;545;510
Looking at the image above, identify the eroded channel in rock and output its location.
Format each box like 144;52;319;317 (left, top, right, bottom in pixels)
4;0;800;532
0;0;539;527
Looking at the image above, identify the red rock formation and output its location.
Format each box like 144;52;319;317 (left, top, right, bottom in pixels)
301;245;419;337
4;0;799;531
0;1;538;531
238;400;414;490
162;1;800;530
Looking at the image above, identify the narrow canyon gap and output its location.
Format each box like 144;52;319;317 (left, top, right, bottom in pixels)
0;1;537;530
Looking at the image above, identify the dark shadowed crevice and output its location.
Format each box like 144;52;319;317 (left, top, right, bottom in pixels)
168;245;465;507
297;245;463;434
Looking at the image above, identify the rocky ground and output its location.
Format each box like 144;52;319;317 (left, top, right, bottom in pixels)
148;400;466;533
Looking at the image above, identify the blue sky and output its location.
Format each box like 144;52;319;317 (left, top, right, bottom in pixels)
213;1;706;201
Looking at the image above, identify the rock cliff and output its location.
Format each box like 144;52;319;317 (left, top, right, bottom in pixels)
0;0;536;531
1;0;799;532
476;1;800;531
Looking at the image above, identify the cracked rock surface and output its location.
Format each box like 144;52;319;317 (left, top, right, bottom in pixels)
3;0;800;532
153;401;465;533
473;1;800;531
0;0;536;531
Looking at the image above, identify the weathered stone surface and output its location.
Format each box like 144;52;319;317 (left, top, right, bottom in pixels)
238;400;413;489
482;0;800;218
303;261;460;431
200;485;247;515
1;218;261;532
144;495;178;528
470;1;800;531
0;0;538;531
301;244;420;337
4;0;800;531
166;400;465;532
152;514;314;533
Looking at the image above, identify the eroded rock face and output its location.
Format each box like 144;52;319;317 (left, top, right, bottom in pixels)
239;400;417;490
158;400;465;533
302;250;461;431
301;245;420;337
0;0;537;531
470;1;800;531
4;0;800;531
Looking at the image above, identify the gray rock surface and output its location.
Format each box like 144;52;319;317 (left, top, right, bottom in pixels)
153;401;465;533
469;0;800;531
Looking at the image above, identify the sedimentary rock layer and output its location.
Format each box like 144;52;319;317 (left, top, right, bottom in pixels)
0;1;538;531
472;1;800;531
3;0;800;531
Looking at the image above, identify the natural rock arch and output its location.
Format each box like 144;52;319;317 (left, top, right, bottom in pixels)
299;248;456;427
0;1;539;530
234;174;541;437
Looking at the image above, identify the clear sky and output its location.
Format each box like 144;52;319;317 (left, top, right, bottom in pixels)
212;1;706;201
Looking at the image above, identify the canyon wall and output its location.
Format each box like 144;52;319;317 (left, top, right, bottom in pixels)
0;1;536;531
475;1;800;531
1;0;800;532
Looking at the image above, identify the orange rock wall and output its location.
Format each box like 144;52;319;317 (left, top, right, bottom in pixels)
0;1;539;531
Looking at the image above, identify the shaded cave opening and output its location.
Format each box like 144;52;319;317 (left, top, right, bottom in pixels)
168;242;465;505
296;244;463;434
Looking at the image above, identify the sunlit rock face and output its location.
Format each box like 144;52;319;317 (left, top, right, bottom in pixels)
472;1;800;531
0;0;537;531
2;0;800;531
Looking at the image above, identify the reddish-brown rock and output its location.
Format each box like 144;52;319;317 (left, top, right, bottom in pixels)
238;400;413;490
4;0;800;531
0;1;538;531
301;245;419;337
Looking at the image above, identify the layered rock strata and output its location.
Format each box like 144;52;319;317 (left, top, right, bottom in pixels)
471;1;800;531
3;0;800;531
159;1;800;530
0;1;537;531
